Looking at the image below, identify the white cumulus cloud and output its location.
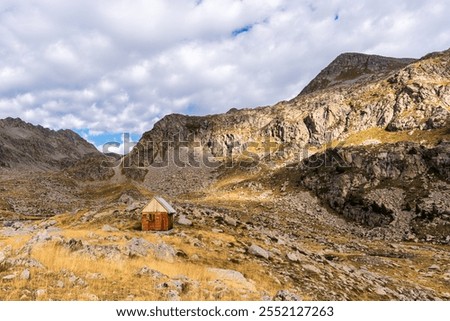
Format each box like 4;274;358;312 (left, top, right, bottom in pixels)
0;0;449;143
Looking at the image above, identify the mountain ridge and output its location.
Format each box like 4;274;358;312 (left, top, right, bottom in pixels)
124;47;449;171
299;52;416;95
0;117;101;170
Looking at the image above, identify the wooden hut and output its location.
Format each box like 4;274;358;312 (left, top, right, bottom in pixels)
141;196;176;231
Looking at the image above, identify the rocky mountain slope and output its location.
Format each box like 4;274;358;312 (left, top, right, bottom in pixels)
0;118;101;170
123;48;449;238
125;48;449;171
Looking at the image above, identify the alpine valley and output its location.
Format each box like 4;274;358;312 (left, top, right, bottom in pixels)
0;48;449;301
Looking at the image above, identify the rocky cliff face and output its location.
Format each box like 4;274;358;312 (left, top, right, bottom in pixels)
294;141;450;242
125;48;449;170
0;117;101;170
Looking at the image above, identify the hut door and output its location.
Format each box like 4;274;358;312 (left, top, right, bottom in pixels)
155;214;161;229
161;216;167;230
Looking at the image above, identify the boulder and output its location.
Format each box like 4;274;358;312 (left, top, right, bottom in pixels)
208;268;255;291
167;290;181;301
248;244;270;259
177;215;193;226
35;289;47;298
286;251;301;262
154;243;176;263
20;269;31;280
137;266;167;279
102;225;118;232
2;274;16;281
124;238;154;257
224;215;238;227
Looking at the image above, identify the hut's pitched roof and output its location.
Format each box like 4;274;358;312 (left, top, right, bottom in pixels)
143;196;176;214
154;196;176;213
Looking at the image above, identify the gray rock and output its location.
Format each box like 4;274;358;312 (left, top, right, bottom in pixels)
74;243;122;260
68;275;87;287
261;295;273;301
374;287;387;296
56;280;65;288
20;269;31;280
167;290;181;301
2;274;16;281
102;224;118;232
286;251;301;262
273;290;301;301
190;254;200;261
171;280;187;292
224;215;237;227
208;268;255;290
7;257;45;268
125;237;154;257
248;244;270;259
119;193;133;204
137;266;167;279
302;264;321;274
429;264;441;271
126;202;141;212
29;230;53;244
35;289;47;297
154;243;176;263
177;215;193;226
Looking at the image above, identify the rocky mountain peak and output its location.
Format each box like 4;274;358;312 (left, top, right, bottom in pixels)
299;52;416;95
0;117;101;170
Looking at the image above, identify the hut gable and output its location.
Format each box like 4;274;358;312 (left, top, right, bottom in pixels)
141;196;176;231
142;196;176;214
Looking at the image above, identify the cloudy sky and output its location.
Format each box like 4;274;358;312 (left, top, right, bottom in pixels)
1;0;449;152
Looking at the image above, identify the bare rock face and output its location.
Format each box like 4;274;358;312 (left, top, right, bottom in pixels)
296;141;450;242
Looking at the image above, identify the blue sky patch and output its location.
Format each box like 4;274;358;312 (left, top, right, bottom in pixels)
74;129;140;154
232;24;253;37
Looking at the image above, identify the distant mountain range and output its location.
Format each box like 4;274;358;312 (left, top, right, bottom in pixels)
0;117;100;170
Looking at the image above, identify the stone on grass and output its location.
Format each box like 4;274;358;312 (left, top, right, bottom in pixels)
20;269;31;280
177;215;193;226
248;244;270;259
102;225;118;232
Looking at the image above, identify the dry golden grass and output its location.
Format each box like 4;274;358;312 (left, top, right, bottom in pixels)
0;217;278;301
342;126;449;146
10;241;254;301
0;234;32;252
